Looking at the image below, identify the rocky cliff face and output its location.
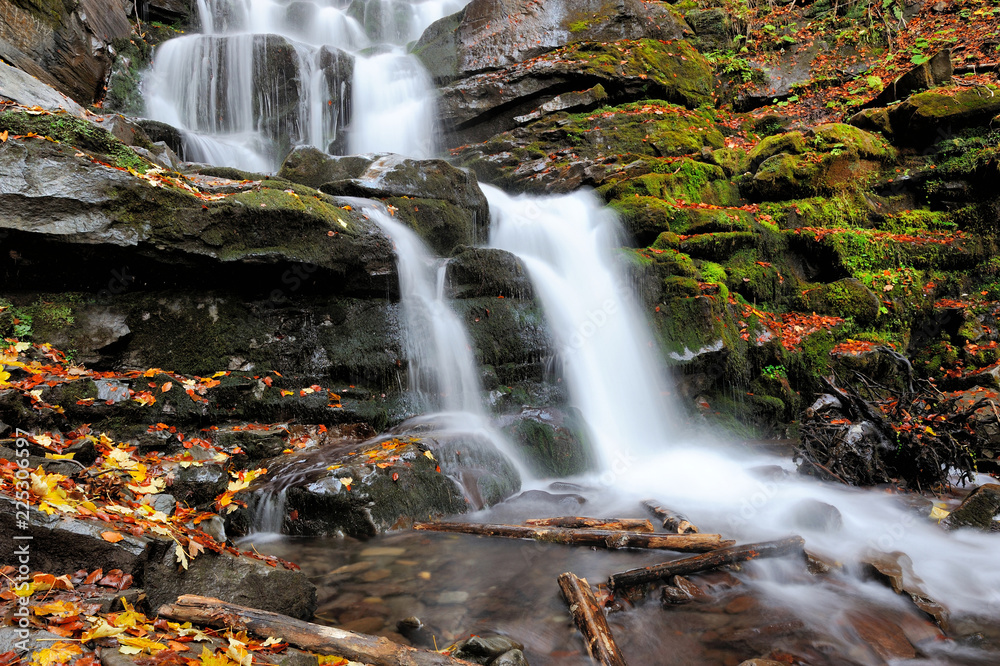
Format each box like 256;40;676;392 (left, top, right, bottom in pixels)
0;0;133;104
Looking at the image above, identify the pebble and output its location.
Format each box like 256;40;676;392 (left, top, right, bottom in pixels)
435;590;470;605
329;561;373;575
360;569;391;582
360;547;407;557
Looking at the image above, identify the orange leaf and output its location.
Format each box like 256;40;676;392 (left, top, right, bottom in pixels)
0;131;7;143
161;382;173;392
101;531;125;543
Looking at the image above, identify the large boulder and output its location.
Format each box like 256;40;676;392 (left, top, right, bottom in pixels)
0;61;86;115
457;98;725;194
0;0;133;104
280;149;489;254
412;0;690;83
436;39;715;147
742;123;896;201
884;85;1000;146
0;109;397;296
236;420;522;538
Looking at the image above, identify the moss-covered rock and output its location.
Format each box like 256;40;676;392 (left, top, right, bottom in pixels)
803;278;881;325
886;85;1000;146
500;407;592;476
743;124;896;201
439;39;715;146
412;0;689;84
279;149;489;255
0;122;398;296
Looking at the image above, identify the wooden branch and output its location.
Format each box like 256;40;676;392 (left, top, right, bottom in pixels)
412;522;733;552
608;536;805;591
525;517;654;533
156;595;475;666
558;573;627;666
641;500;700;534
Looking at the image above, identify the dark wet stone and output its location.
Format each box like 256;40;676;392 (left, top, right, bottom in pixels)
788;499;844;533
452;635;525;664
945;483;1000;531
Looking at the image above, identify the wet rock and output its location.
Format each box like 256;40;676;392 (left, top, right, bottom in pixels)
451;635;524;665
862;551;949;627
499;407;592;477
742;123;895;201
447;247;534;300
493;650;528;666
412;0;688;83
513;85;609;125
0;116;398;298
280;149;489;255
661;575;709;605
845;610;916;661
865;49;953;108
0;495;151;576
249;420;520;538
944;483;1000;531
737;660;787;666
502;489;587;510
788;499;843;533
0;628;66;656
685;9;733;51
879;84;1000;146
144;546;317;620
437;39;715;147
166;462;228;507
0;0;132;104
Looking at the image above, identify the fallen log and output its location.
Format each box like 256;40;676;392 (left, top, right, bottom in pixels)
525;517;654;533
412;521;733;552
156;595;476;666
558;573;628;666
641;500;699;534
608;536;806;591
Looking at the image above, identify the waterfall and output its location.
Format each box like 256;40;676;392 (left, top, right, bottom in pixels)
366;204;527;476
144;0;466;170
483;184;1000;631
486;184;678;470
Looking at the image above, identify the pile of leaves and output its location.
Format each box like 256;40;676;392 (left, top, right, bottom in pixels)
0;569;356;666
797;374;980;490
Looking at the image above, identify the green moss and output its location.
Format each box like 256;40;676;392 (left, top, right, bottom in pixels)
0;109;154;172
604;159;737;206
699;261;727;284
759;195;868;229
680;232;755;261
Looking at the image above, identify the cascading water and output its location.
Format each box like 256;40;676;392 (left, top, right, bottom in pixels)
485;185;1000;659
144;0;465;170
365;203;526;477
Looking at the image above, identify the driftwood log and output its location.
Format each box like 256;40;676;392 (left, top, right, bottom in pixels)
609;536;806;591
558;573;627;666
156;595;476;666
641;500;700;534
412;522;733;552
525;517;654;533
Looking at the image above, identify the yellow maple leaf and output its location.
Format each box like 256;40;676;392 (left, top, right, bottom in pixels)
198;647;238;666
119;636;168;654
81;616;127;641
31;642;82;666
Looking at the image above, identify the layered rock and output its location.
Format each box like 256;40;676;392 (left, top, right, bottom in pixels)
413;0;690;83
0;0;133;104
279;148;489;254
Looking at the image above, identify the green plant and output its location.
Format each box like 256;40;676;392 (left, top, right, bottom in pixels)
761;364;787;381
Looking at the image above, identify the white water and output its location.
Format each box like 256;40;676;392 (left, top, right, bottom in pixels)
484;185;1000;648
487;185;678;470
145;0;465;170
366;204;527;478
